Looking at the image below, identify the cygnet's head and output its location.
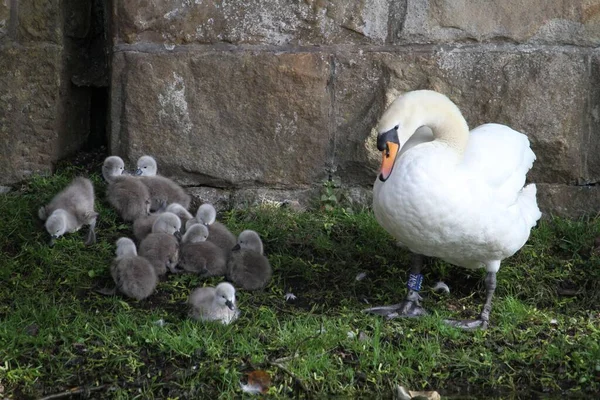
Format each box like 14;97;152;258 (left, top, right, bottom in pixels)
45;209;68;239
233;230;264;254
182;223;209;244
102;156;125;182
152;212;182;237
136;155;157;176
166;203;193;221
196;203;217;226
215;282;236;310
115;237;137;258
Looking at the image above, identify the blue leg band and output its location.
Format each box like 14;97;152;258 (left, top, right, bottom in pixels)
407;273;423;292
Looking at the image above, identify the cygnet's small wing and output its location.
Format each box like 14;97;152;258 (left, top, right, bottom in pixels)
227;250;272;291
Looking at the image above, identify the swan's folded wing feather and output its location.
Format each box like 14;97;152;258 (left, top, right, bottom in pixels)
462;123;535;205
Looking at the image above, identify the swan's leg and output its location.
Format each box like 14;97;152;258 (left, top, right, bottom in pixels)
364;253;428;318
444;270;497;330
84;215;97;246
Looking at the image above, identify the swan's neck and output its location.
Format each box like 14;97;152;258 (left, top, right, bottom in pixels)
426;108;469;154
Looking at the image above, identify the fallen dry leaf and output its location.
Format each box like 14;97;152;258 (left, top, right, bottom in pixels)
241;370;271;394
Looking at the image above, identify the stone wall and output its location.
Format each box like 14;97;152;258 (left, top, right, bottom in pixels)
109;0;600;217
4;1;599;217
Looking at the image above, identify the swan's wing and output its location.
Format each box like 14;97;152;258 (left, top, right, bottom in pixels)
462;123;536;205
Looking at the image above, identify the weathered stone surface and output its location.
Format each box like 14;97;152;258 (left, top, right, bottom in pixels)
537;183;600;218
0;44;90;184
0;45;61;182
111;51;332;187
187;187;232;212
114;0;404;45
585;52;600;183
0;0;9;40
402;0;600;46
334;48;592;186
18;0;62;43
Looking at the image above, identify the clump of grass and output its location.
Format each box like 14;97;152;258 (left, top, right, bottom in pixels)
0;169;599;399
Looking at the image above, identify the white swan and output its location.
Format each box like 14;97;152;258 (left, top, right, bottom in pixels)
368;90;542;329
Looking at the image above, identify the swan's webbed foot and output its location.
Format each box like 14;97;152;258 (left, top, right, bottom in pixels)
443;318;488;330
444;270;497;330
95;287;117;296
363;290;428;319
365;254;428;319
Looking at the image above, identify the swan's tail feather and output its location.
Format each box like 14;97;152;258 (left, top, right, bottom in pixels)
517;184;542;228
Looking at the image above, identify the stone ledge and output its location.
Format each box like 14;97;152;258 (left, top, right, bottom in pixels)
537;183;600;219
186;183;597;218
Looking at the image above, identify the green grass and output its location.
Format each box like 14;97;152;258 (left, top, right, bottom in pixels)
0;167;599;399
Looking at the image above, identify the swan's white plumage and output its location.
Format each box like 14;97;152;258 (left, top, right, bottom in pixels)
373;91;541;273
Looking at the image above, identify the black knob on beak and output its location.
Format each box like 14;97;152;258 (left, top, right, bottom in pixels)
377;126;400;151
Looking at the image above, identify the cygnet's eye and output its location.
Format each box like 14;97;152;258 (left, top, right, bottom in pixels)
144;166;147;169
394;125;399;130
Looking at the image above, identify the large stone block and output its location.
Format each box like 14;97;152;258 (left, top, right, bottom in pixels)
334;48;592;187
0;45;62;182
18;0;62;43
111;50;332;187
113;0;404;45
402;0;600;46
0;43;90;184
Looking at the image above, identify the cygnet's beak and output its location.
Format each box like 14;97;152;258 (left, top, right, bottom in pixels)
232;243;241;251
49;236;57;247
225;300;234;310
174;230;182;241
377;127;401;182
135;168;143;176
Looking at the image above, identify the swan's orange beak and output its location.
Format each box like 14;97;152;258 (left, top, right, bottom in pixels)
379;142;399;182
377;127;400;182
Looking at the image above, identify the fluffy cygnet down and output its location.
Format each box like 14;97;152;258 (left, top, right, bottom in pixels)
132;203;193;242
103;156;151;222
227;230;272;291
188;282;239;324
186;203;236;258
111;238;157;300
138;212;182;276
38;177;98;246
179;223;227;277
134;155;191;211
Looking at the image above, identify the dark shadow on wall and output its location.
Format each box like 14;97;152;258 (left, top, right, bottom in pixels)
67;0;110;152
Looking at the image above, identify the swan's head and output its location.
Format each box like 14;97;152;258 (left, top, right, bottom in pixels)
376;90;467;181
166;203;193;222
182;223;209;244
215;282;236;310
115;237;137;258
102;156;125;182
196;203;217;226
136;155;157;176
152;212;182;238
232;230;264;254
45;209;68;240
376;92;428;182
